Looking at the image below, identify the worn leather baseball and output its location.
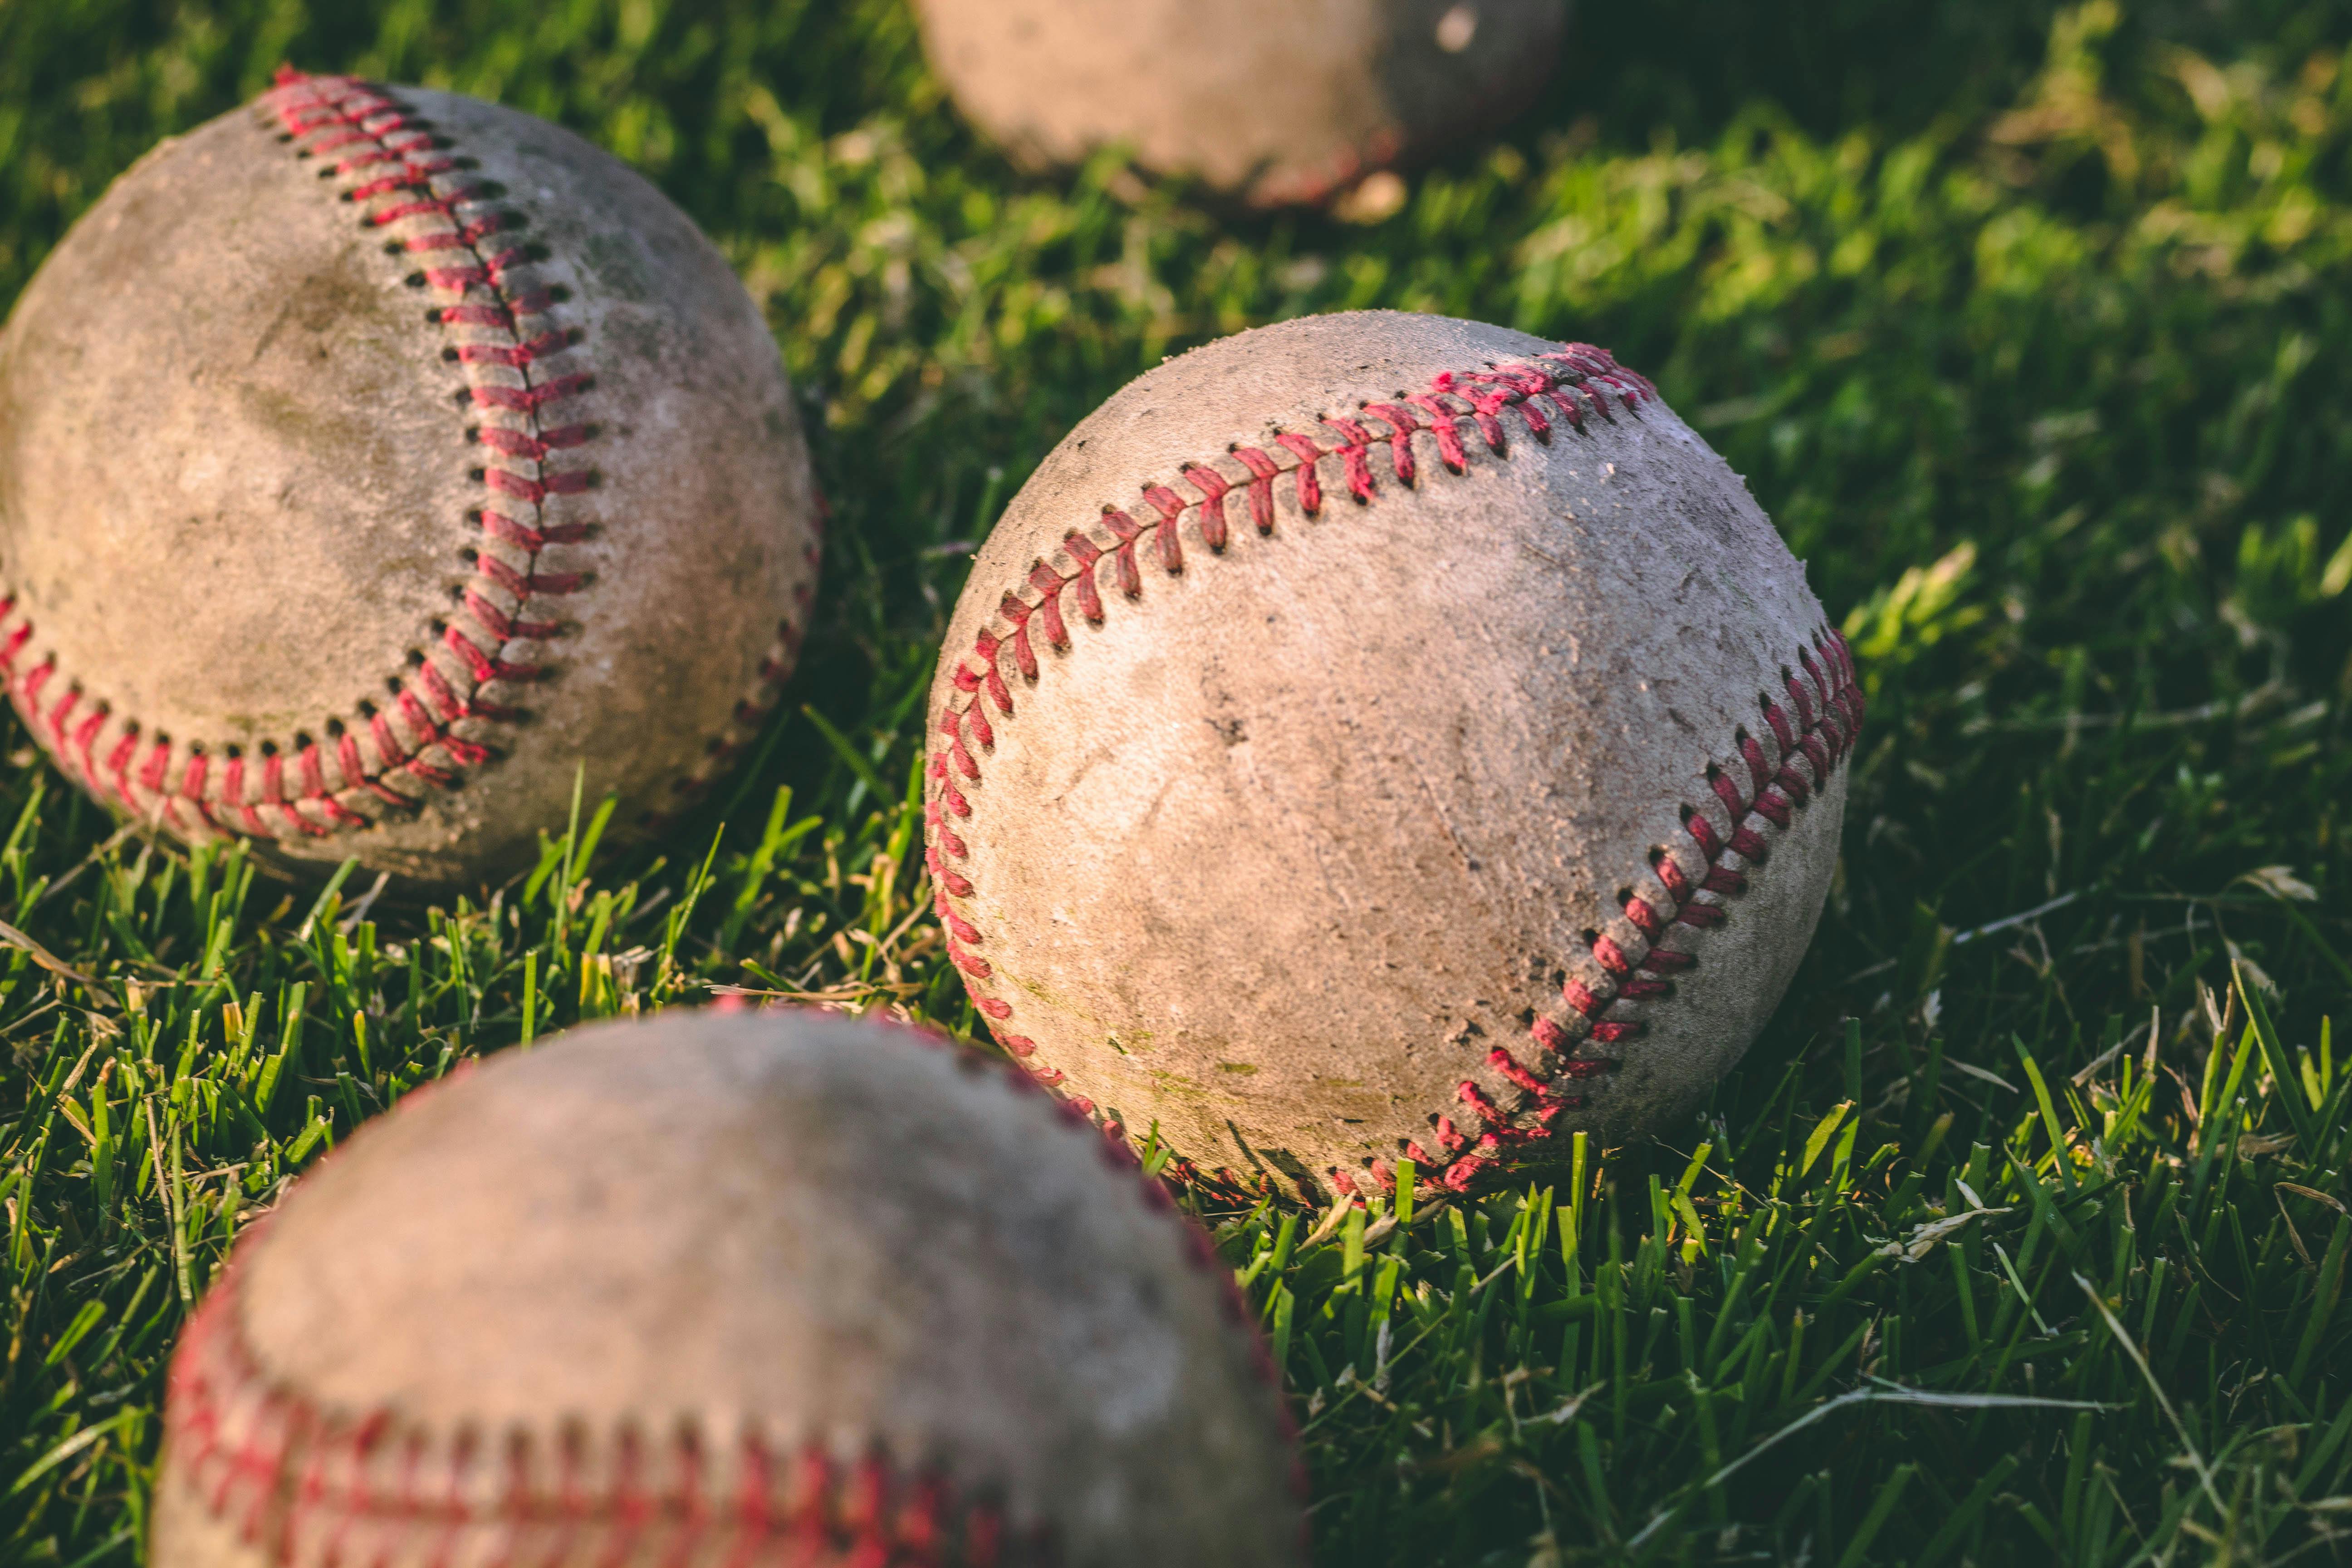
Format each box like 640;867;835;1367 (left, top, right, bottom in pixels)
152;1006;1304;1568
924;311;1861;1203
912;0;1568;208
0;71;820;886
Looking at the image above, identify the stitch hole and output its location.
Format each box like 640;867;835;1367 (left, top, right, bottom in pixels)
324;720;345;740
521;243;551;263
467;468;486;482
427;309;445;324
387;677;406;696
564;326;586;346
458;547;480;564
547;284;573;303
464;509;484;524
355;701;377;720
404;272;428;288
469;181;508;200
443;347;462;363
275;132;296;144
292;731;313;752
258;740;277;758
224;744;242;760
429;619;448;637
382;240;405;255
406;651;428;668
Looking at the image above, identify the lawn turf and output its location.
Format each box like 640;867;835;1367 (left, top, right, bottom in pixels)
4;0;2352;1562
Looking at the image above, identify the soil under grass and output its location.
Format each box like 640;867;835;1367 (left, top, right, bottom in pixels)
3;1;2352;1563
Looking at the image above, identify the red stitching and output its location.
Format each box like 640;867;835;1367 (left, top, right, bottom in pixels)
924;344;1865;1199
166;1273;1015;1565
164;1025;1299;1564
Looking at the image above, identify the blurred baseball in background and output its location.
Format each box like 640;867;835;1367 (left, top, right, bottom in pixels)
913;0;1569;209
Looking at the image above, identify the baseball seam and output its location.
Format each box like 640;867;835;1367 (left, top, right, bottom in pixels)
168;1266;1016;1567
164;1030;1303;1566
922;345;1865;1199
0;70;806;846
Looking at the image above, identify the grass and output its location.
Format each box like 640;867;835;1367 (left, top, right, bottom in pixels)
3;0;2352;1562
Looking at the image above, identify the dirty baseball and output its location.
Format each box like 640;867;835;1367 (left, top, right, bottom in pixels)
151;1006;1304;1568
926;309;1860;1203
0;71;821;887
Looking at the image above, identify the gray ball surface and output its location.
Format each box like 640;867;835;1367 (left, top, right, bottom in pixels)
925;311;1859;1203
0;73;820;885
152;1007;1303;1568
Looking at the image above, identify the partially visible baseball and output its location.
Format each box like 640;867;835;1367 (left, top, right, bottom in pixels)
925;311;1860;1203
913;0;1568;208
0;71;821;885
152;1007;1303;1568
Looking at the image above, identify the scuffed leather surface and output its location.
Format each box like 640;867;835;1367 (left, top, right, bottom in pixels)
150;1009;1301;1568
913;0;1568;206
926;312;1846;1200
0;82;819;885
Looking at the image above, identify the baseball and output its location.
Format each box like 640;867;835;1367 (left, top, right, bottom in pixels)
0;71;820;886
925;310;1860;1203
152;1007;1303;1568
912;0;1568;208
